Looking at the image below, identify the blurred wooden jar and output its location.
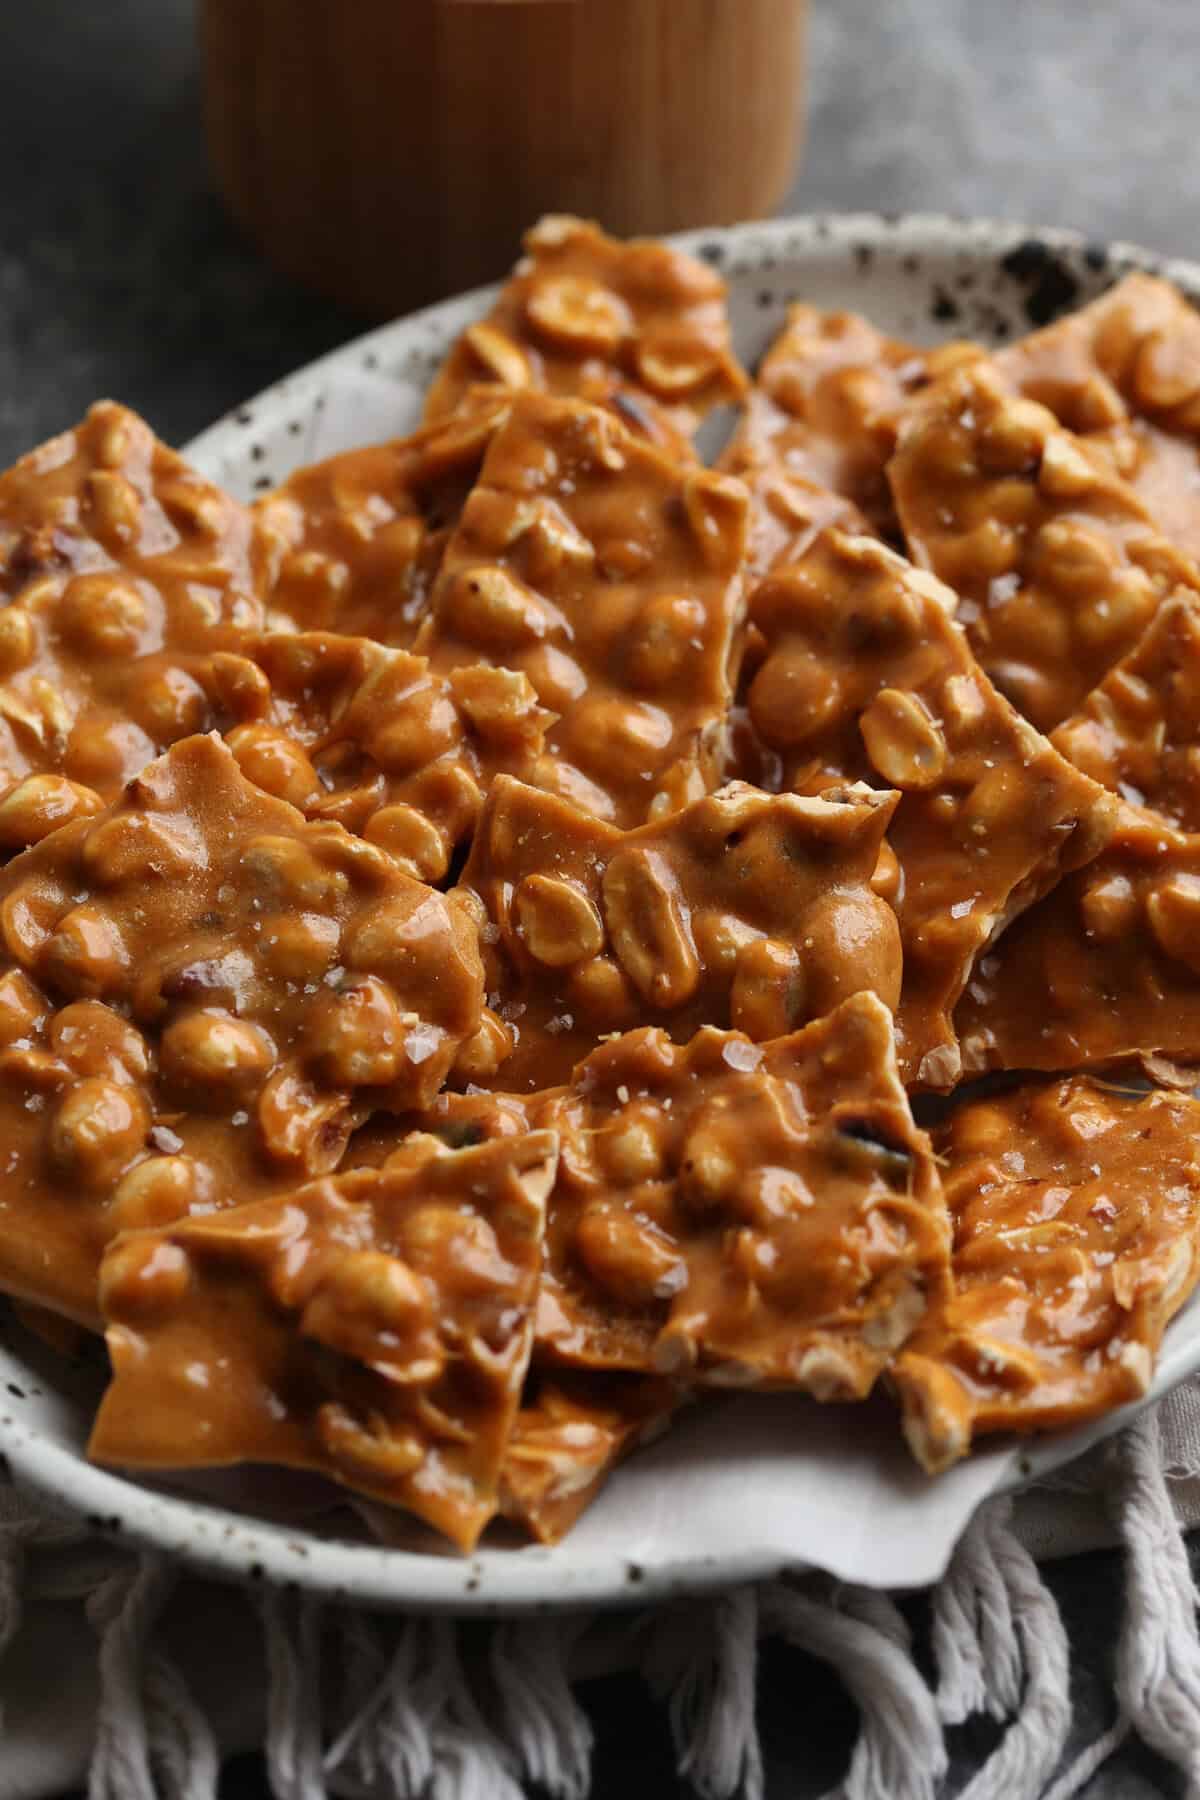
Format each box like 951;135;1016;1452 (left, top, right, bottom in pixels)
200;0;808;317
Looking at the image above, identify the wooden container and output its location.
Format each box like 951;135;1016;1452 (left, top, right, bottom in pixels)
200;0;808;317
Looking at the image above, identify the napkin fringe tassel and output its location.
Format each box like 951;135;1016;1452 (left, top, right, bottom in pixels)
4;1406;1200;1799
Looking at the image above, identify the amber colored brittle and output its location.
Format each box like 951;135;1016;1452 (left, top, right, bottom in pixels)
417;392;749;827
723;305;981;535
227;632;552;885
90;1131;558;1551
0;402;268;853
725;448;871;584
1051;591;1200;832
344;1088;534;1168
499;1370;679;1544
255;395;512;646
894;1078;1200;1470
529;995;949;1395
0;733;482;1325
998;272;1200;559
458;772;901;1090
742;530;1117;1086
889;361;1200;729
423;214;746;443
955;801;1200;1075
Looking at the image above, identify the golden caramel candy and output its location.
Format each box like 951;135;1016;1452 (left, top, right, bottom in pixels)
459;772;901;1090
234;632;552;882
256;394;512;644
725;303;982;535
742;530;1116;1086
91;1131;557;1551
424;214;746;443
998;272;1200;558
531;994;949;1395
890;362;1200;729
956;802;1200;1077
499;1372;679;1544
0;734;483;1325
895;1078;1200;1470
0;402;267;850
723;440;873;583
1052;590;1200;832
418;392;749;829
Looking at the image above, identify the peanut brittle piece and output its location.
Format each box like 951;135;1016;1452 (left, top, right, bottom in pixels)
344;1088;533;1169
227;632;551;885
956;803;1200;1075
0;402;267;852
889;362;1200;729
418;393;749;828
530;996;949;1395
458;773;901;1090
722;305;980;534
731;457;870;585
423;214;745;442
894;1078;1200;1470
0;734;482;1324
90;1131;558;1551
1051;591;1200;832
499;1371;678;1544
743;531;1117;1087
998;272;1200;558
255;395;512;645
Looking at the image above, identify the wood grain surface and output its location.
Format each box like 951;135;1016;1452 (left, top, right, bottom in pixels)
200;0;807;315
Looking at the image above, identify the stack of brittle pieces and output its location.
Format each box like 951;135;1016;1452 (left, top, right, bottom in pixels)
3;216;1200;1552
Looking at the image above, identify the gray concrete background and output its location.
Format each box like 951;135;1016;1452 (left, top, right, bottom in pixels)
0;2;1195;1794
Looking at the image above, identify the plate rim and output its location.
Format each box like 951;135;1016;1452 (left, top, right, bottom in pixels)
5;208;1199;1613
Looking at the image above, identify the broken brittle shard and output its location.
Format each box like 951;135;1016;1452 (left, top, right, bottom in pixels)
423;213;746;445
894;1078;1200;1470
90;1130;558;1552
740;529;1115;1087
457;772;901;1089
0;734;482;1324
418;391;750;829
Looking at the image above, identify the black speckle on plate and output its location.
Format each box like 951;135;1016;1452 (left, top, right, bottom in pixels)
999;238;1082;326
698;241;725;267
626;1561;645;1584
363;351;380;371
252;474;273;492
955;271;976;292
287;420;303;437
930;285;961;325
1084;243;1109;272
235;407;253;427
249;444;265;463
6;1383;24;1400
901;254;921;275
756;290;775;310
854;244;873;272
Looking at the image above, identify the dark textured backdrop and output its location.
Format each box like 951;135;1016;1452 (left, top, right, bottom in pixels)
0;2;1195;1794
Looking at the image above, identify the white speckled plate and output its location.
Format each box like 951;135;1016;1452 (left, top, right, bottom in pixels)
2;214;1199;1614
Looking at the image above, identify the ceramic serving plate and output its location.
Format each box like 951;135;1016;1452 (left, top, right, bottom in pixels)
1;213;1198;1614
